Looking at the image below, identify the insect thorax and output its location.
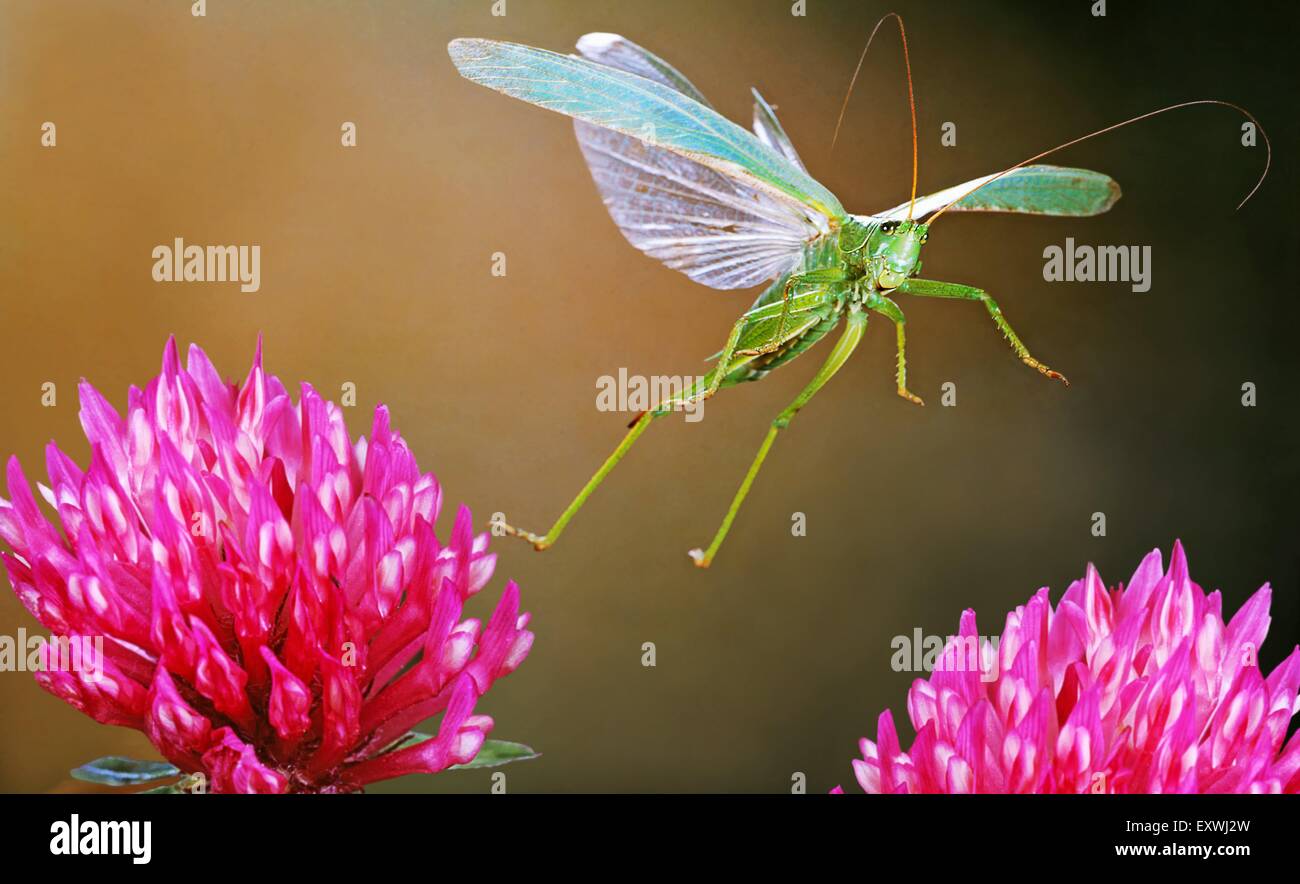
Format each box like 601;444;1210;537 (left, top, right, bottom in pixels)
832;217;891;280
837;217;874;254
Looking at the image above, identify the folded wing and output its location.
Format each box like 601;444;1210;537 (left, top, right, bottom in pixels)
872;165;1121;220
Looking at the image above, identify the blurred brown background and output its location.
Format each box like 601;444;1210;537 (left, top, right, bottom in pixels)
0;0;1296;793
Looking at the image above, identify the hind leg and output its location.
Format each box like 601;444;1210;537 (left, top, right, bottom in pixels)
689;310;869;568
738;268;849;357
502;407;665;550
504;314;746;550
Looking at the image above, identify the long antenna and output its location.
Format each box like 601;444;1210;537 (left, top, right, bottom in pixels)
831;12;919;220
925;99;1271;225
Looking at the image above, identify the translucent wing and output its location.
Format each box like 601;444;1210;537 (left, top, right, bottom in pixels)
573;127;827;289
564;34;830;289
574;33;713;109
750;89;807;173
872;165;1121;220
447;37;844;222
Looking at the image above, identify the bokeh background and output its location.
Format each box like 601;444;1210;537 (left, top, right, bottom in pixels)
1;0;1296;793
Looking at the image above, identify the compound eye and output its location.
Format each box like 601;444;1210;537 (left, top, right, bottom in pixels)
880;220;900;234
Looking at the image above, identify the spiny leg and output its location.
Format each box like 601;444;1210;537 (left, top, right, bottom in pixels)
739;267;848;357
896;277;1069;385
689;310;868;568
864;292;924;405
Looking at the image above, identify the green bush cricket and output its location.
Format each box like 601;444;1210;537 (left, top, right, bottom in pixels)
447;15;1269;568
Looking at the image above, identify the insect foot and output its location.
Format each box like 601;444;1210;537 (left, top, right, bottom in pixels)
898;387;925;406
501;522;552;551
1022;356;1070;386
687;547;713;569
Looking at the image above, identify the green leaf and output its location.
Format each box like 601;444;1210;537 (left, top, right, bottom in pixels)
451;740;540;770
70;756;180;786
389;733;540;770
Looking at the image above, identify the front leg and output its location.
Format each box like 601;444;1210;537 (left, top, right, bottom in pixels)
863;292;924;405
895;278;1069;385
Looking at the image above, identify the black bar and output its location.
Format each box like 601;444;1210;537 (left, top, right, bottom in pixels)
1;793;1284;869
